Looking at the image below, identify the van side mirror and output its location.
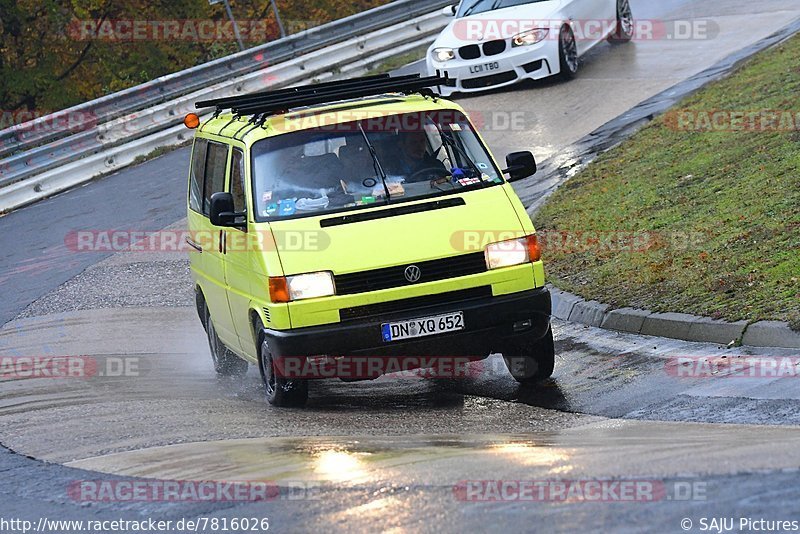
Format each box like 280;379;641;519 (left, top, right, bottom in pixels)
503;151;537;182
209;192;246;229
441;4;457;16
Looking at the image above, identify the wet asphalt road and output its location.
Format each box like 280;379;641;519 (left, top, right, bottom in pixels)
2;0;800;531
2;307;800;461
2;309;800;532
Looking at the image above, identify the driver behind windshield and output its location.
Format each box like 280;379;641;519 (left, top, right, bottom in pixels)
387;130;450;182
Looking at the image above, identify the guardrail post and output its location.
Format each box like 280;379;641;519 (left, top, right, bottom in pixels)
271;0;287;38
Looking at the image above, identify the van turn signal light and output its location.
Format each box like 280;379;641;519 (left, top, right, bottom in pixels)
184;113;200;129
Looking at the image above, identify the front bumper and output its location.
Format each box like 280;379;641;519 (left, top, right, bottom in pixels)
262;287;551;360
430;42;560;96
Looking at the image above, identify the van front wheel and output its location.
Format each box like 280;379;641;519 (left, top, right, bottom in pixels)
259;337;308;407
502;326;556;385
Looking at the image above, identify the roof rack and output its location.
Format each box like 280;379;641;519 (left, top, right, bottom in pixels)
196;73;393;110
195;73;450;118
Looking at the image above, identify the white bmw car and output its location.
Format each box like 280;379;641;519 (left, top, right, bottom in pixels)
427;0;634;96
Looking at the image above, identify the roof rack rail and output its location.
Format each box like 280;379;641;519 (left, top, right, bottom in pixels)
196;73;394;110
195;73;450;118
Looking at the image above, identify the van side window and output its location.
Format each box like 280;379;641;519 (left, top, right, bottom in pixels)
188;139;207;213
230;148;246;214
203;142;229;216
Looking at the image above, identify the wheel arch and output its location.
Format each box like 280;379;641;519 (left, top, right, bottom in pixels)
249;307;267;351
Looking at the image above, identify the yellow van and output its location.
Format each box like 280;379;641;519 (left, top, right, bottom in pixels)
185;74;553;406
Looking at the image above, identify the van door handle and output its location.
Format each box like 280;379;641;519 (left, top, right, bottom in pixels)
185;237;202;253
219;230;227;254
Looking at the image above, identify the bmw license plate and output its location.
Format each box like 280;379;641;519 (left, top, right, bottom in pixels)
381;312;464;342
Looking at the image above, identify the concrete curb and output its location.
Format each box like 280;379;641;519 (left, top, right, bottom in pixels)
549;285;800;349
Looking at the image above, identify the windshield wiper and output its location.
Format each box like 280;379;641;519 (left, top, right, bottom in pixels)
462;0;492;17
357;123;391;203
436;126;489;187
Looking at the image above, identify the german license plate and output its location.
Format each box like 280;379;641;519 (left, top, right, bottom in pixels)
381;312;464;342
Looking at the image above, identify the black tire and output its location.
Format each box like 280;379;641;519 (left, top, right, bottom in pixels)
258;335;308;407
502;326;556;385
609;0;634;43
205;307;248;377
558;25;579;80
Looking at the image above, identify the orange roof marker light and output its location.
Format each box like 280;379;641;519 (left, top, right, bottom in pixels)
184;113;200;129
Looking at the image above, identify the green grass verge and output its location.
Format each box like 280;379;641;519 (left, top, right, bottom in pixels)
533;34;800;330
131;145;179;166
366;44;430;75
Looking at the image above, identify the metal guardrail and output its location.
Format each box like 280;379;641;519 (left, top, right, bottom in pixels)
0;0;449;188
0;0;449;213
0;0;449;158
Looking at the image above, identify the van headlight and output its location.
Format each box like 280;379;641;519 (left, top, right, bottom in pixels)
433;47;456;62
269;272;335;302
484;235;541;270
512;28;548;47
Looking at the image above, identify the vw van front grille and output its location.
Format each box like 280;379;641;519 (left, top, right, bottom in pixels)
334;252;487;295
339;286;492;322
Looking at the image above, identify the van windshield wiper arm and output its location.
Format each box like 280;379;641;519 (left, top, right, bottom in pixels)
357;123;391;202
437;126;488;187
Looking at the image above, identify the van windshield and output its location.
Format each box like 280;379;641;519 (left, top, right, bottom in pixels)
250;110;503;220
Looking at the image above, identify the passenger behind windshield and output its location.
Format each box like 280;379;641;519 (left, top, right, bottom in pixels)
271;142;346;191
250;111;502;220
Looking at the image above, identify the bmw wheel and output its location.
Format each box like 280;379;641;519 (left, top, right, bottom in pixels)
558;25;579;80
205;307;248;376
258;336;308;407
502;326;556;385
609;0;634;43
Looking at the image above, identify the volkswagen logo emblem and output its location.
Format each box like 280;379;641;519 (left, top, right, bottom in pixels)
404;265;422;283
